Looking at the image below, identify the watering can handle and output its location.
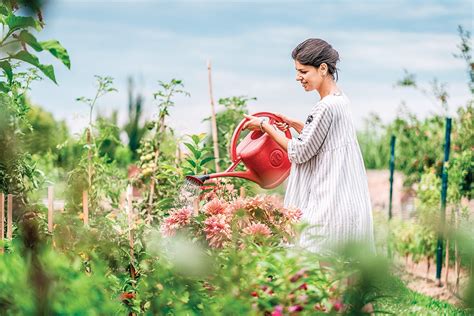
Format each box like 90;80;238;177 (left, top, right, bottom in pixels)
230;112;292;162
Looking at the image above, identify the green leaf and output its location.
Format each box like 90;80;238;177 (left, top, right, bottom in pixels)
5;14;40;33
200;156;215;165
0;6;9;16
0;61;13;83
40;40;71;69
183;142;199;157
191;135;201;145
11;51;57;83
0;82;9;92
18;30;42;51
186;159;196;168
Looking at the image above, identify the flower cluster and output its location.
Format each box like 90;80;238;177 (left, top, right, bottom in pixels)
160;194;302;249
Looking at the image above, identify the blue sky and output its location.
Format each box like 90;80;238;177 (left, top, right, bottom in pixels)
29;0;472;137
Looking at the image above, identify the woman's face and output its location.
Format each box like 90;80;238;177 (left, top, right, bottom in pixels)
295;60;325;92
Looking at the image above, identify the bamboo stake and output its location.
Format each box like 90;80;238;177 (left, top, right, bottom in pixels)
82;191;89;226
193;198;199;216
126;185;136;279
7;194;12;239
207;59;220;172
239;186;246;198
454;206;460;290
0;193;4;254
48;186;54;233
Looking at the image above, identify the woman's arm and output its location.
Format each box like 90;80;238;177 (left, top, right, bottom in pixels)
288;119;305;134
243;104;333;164
243;114;289;151
274;113;305;134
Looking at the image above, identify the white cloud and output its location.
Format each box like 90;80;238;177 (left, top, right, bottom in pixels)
28;2;470;139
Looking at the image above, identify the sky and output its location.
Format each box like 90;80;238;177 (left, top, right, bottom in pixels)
28;0;473;138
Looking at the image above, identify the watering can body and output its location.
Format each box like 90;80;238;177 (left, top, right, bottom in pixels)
187;112;292;189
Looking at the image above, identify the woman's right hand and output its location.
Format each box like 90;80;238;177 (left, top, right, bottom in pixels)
273;113;292;132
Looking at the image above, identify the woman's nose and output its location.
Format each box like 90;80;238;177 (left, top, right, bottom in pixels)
296;74;302;81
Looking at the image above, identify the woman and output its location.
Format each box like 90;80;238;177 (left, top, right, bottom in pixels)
243;38;375;255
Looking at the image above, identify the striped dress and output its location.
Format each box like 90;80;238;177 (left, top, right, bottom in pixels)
284;92;375;254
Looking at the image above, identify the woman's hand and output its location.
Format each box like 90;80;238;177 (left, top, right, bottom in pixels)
274;112;305;134
274;112;292;132
242;114;262;131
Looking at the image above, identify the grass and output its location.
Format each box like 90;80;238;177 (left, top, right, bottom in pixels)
374;277;469;315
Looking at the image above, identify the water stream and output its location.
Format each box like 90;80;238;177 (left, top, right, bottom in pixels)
174;179;202;209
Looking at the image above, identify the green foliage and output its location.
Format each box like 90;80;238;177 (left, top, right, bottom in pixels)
135;79;189;216
0;4;70;85
357;113;391;169
182;133;215;176
67;75;127;214
23;104;69;156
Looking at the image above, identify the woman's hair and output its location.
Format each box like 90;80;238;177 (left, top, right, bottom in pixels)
292;38;340;81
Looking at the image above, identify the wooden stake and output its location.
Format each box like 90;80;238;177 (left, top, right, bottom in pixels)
0;193;4;253
240;186;246;198
126;185;135;278
48;186;54;233
82;191;89;225
207;59;220;172
193;198;199;216
454;207;460;290
7;194;12;239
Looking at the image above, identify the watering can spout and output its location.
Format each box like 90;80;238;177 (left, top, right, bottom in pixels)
186;170;258;186
186;175;210;186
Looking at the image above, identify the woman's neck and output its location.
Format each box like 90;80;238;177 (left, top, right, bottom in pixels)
318;79;338;99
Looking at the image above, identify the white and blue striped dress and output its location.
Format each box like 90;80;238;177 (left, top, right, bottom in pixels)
284;92;375;254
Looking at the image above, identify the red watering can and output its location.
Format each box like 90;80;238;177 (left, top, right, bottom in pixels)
186;112;292;189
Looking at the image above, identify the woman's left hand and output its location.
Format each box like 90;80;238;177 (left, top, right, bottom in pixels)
242;114;262;131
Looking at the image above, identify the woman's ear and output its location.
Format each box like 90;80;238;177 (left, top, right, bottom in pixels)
319;63;328;76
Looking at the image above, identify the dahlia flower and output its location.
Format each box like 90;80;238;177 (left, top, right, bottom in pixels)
160;207;192;237
204;214;232;248
203;198;229;216
243;222;272;238
281;207;303;223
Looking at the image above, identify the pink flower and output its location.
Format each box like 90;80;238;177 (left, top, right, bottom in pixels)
289;269;307;283
243;222;272;238
204;214;232;248
281;207;302;223
288;305;303;312
331;299;344;312
229;197;246;213
160;207;192;237
271;305;284;316
203;199;229;216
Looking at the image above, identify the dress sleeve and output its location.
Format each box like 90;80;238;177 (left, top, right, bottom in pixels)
287;103;333;164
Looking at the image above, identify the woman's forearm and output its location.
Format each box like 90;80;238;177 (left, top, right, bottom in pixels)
289;119;304;134
261;122;289;151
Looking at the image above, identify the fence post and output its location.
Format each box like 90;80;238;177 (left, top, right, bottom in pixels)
207;59;221;172
82;190;89;226
436;117;452;286
7;194;12;240
388;135;396;220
